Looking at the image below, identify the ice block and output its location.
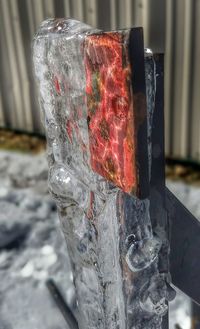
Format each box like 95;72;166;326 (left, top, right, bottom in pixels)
33;18;173;329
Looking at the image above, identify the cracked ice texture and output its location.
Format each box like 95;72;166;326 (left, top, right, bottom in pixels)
33;18;171;329
84;32;138;194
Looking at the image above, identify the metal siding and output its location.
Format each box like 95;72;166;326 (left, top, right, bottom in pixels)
0;0;199;161
171;0;185;158
1;0;24;129
164;0;174;156
0;90;5;127
191;0;200;160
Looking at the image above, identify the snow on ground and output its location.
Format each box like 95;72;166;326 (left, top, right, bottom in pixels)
0;150;199;329
0;151;75;329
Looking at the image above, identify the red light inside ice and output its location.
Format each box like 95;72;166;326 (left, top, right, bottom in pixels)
84;32;138;194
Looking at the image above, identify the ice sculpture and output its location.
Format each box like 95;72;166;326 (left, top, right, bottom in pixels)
33;19;174;329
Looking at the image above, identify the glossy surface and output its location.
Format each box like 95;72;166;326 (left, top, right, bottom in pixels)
84;32;137;194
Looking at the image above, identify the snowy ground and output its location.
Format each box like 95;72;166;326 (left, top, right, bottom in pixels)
0;150;199;329
0;151;75;329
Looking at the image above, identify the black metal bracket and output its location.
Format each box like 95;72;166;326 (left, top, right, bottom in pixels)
150;54;200;329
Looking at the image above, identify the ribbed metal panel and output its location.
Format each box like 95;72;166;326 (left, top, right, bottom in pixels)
0;0;199;161
164;0;200;162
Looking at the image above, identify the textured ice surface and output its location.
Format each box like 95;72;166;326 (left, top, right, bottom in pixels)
33;19;172;329
0;150;192;329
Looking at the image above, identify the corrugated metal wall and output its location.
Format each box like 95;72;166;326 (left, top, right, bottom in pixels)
0;0;200;161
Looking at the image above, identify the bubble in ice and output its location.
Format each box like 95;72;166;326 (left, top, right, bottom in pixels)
125;236;161;272
48;164;89;209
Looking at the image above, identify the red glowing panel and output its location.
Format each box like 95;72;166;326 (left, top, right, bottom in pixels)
84;32;138;194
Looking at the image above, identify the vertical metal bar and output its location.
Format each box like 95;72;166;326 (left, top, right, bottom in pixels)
150;55;165;192
133;0;144;27
30;0;45;133
70;0;84;22
0;90;5;127
125;0;132;27
110;0;117;30
164;0;174;156
96;0;111;30
26;0;35;36
180;0;194;157
43;0;55;17
117;0;132;29
191;0;200;161
0;0;14;128
172;0;185;158
64;0;71;17
149;54;169;329
10;0;33;131
147;0;166;52
84;0;97;27
18;0;43;134
54;0;65;18
129;28;149;198
1;0;24;129
142;0;150;46
32;0;45;31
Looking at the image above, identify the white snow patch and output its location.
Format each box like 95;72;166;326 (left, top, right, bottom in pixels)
21;261;34;278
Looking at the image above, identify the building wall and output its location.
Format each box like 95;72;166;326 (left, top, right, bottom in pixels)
0;0;199;161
